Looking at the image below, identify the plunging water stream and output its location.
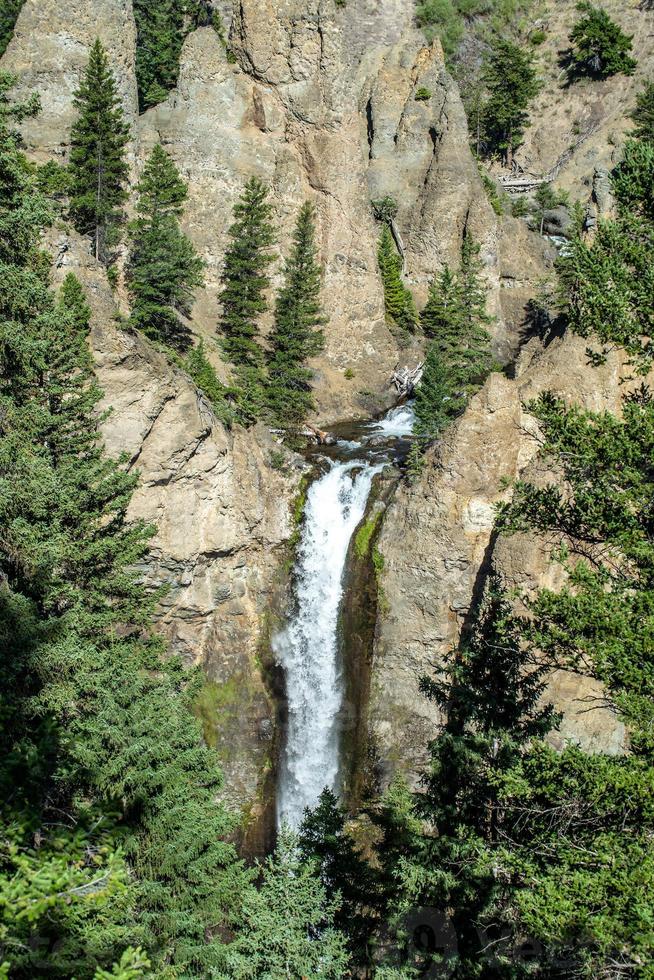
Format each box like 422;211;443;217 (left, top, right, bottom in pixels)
275;404;414;828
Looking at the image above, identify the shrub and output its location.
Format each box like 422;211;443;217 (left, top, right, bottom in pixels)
415;87;433;101
567;2;636;80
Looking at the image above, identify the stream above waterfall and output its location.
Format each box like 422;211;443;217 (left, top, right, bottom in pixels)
274;404;414;828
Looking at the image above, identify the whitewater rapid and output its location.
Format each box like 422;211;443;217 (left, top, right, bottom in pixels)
275;404;414;829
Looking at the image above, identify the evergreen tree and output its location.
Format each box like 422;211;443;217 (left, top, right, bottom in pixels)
557;147;654;374
610;138;654;223
127;143;205;349
218;177;276;423
377;582;556;978
568;2;637;80
481;39;541;166
217;826;350;979
493;389;654;976
218;177;275;367
68;40;130;265
377;224;418;335
414;233;493;436
631;80;654;143
299;789;381;968
266;202;326;426
183;339;234;426
420;265;459;340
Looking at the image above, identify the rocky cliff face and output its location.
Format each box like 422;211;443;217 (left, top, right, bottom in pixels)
371;332;631;787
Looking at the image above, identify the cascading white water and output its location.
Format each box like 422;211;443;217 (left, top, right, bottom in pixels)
274;460;383;828
369;403;415;438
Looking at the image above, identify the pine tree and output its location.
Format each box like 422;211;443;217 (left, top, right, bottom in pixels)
218;177;276;369
379;581;556;978
217;826;350;979
413;341;453;436
631;80;654;143
266;202;326;426
414;233;493;437
127;143;205;349
299;789;380;968
420;265;459;340
377;224;418;335
568;2;637;80
557;156;654;375
68;40;130;265
481;39;541;166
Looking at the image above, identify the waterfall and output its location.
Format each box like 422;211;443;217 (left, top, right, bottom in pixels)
274;460;383;828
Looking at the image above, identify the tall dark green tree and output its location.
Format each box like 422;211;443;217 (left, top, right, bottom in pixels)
415;233;493;436
420;264;459;340
266;202;326;426
481;39;541;166
568;2;637;80
377;582;556;978
218;177;276;423
68;40;130;265
299;789;381;969
127;143;205;349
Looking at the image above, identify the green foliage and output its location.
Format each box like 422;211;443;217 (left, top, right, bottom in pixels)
299;789;381;969
611;138;654;223
415;234;493;436
375;582;556;976
217;826;350;979
354;509;383;559
480;38;541;165
127;143;205;349
377;224;418;336
93;948;151;979
414;86;432;101
415;0;465;57
568;2;637;80
34;159;71;200
0;0;23;57
557;148;654;374
477;164;505;215
218;177;276;373
183;339;234;426
532;181;569;234
631;80;654;143
68;40;130;265
0;81;249;975
492;389;654;975
133;0;213;111
266;202;326;427
371;196;399;224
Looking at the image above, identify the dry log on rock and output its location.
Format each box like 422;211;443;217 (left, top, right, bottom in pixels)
391;362;424;397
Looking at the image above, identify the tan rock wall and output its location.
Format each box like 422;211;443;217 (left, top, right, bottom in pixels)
372;332;631;786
